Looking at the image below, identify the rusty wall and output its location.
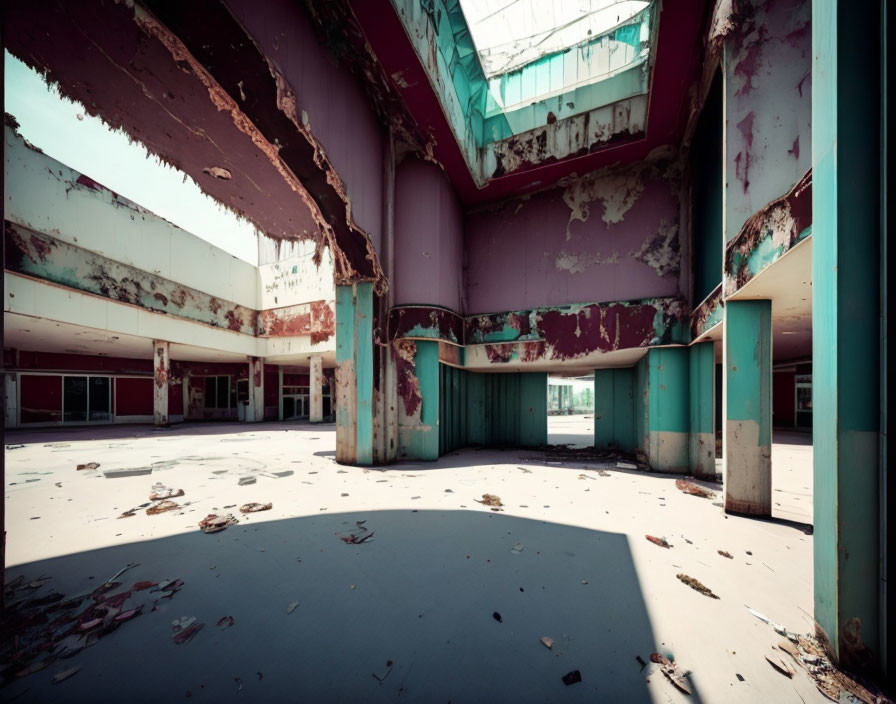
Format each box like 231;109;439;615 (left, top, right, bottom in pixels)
464;160;683;314
225;0;385;254
393;158;464;310
722;0;811;240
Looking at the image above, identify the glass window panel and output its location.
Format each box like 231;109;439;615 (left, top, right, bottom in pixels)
63;376;88;423
205;376;217;408
89;377;111;421
217;376;229;409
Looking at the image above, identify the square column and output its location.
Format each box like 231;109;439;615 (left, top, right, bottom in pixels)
153;340;170;427
689;341;716;478
645;348;690;472
247;356;264;423
309;355;323;423
723;300;772;515
812;0;883;673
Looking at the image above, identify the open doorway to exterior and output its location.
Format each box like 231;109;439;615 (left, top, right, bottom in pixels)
547;374;594;447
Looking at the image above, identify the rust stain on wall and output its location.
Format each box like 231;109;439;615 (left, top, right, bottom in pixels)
257;300;336;342
393;339;422;418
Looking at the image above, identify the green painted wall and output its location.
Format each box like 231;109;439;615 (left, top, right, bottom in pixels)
634;356;650;456
594;368;636;451
691;70;724;303
812;0;882;670
437;368;547;453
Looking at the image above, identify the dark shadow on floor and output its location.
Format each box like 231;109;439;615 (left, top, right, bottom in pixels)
2;510;703;703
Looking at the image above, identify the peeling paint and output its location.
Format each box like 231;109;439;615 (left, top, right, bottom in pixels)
725;170;811;294
630;218;680;278
560;162;648;238
389;306;465;345
554;249;620;274
690;283;724;339
393;339;422;418
257;300;336;343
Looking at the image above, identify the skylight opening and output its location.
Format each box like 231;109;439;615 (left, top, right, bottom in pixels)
460;0;651;79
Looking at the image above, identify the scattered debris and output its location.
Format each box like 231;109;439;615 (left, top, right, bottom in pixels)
337;521;375;544
635;655;646;671
540;636;554;650
198;513;239;533
287;601;299;614
475;494;503;507
493;611;503;623
675;480;715;498
217;616;235;628
765;653;794;678
240;503;272;513
238;476;257;486
118;509;137;519
646;535;672;549
747;607;770;623
676;573;719;599
577;473;596;480
511;543;525;554
172;618;203;644
562;670;582;686
103;467;152;478
76;462;100;471
234;678;243;693
52;664;83;684
598;470;611;477
650;653;692;695
616;462;638;470
718;550;734;559
777;639;800;660
150;483;184;500
146;500;179;515
133;581;158;591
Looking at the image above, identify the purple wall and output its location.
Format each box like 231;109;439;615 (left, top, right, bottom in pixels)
724;0;811;240
394;158;464;310
226;0;384;252
464;163;682;314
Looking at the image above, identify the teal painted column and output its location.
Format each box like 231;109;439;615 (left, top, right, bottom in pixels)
689;342;716;477
812;0;882;673
723;299;771;515
335;283;374;465
646;348;690;472
519;373;547;447
401;341;440;460
594;369;635;451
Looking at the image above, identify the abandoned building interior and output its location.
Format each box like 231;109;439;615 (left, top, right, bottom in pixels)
0;0;890;701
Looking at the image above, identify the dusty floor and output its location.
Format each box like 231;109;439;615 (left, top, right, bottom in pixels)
547;413;594;447
4;421;821;702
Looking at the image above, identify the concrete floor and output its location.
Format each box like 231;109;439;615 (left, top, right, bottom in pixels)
547;413;594;447
4;421;822;702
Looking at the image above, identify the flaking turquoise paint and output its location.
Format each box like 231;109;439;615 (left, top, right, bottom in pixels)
404;341;440;460
354;283;374;465
519;373;548;446
335;285;356;460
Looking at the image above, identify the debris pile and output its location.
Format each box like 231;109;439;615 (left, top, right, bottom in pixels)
675;480;716;499
475;494;503;508
199;513;239;533
150;483;184;500
239;503;272;513
645;535;672;549
650;653;692;695
676;573;720;599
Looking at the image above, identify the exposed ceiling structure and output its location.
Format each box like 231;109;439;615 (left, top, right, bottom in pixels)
353;0;707;203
